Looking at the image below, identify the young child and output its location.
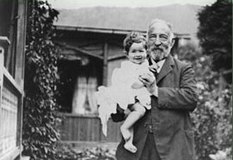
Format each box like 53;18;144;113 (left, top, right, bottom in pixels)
96;32;155;153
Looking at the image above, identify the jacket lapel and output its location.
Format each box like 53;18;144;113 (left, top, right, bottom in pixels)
156;55;174;84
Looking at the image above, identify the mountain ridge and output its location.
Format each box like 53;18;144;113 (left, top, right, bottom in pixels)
55;4;204;34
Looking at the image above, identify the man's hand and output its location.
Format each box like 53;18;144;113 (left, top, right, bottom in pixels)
131;81;144;89
138;72;158;97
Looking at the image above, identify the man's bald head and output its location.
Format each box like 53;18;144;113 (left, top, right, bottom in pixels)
148;19;174;41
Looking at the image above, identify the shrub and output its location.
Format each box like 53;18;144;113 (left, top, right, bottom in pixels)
55;144;116;160
177;41;232;160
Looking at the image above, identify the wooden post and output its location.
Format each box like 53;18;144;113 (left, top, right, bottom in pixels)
17;1;27;159
103;41;108;86
15;0;27;89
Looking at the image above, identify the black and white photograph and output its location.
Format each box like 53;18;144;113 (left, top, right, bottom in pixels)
0;0;232;160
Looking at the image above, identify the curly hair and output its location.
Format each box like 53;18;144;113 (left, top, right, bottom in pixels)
123;32;147;53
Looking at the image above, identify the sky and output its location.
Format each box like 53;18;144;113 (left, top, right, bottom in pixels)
48;0;217;9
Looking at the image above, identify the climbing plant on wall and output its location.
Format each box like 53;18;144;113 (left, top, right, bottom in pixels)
22;0;60;159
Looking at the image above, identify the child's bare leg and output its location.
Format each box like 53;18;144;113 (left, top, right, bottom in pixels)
120;103;146;153
121;103;146;140
123;127;137;153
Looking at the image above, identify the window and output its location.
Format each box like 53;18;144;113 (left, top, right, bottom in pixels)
57;55;102;115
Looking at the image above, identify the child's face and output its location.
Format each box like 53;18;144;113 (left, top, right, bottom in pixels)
127;42;147;64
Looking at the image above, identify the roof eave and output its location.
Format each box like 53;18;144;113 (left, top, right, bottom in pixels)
54;25;191;38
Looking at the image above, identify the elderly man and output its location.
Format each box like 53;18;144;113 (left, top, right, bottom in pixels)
115;19;197;160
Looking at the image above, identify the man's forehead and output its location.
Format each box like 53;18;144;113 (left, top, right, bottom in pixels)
148;22;171;34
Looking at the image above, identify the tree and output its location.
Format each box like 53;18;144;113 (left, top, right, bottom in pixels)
22;0;60;159
197;0;232;83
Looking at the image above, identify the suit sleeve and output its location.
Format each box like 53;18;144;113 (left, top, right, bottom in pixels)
157;64;197;111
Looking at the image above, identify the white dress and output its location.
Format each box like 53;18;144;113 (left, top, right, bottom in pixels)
96;60;152;136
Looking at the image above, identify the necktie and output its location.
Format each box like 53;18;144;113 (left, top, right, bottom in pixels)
149;60;159;79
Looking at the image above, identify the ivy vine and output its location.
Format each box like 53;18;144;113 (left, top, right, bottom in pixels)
23;0;60;159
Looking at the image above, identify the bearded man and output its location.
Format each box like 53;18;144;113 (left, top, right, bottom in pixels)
115;19;197;160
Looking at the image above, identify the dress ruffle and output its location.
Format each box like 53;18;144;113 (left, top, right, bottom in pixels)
96;61;152;136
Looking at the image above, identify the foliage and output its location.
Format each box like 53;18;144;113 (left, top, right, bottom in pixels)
55;144;116;160
23;0;60;159
195;0;233;156
197;0;232;82
177;41;232;160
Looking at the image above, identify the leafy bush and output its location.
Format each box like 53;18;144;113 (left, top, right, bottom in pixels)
195;1;232;159
55;144;116;160
23;0;60;159
177;41;232;160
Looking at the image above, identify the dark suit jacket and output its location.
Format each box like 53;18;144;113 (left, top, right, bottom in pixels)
116;55;197;160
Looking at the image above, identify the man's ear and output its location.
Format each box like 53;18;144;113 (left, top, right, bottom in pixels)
170;38;175;48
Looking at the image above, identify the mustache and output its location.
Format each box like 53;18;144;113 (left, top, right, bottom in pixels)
149;47;163;52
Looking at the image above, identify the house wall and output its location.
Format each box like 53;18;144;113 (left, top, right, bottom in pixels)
55;31;125;143
0;0;27;159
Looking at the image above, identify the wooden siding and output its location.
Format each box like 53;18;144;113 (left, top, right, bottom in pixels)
0;81;19;157
59;113;122;143
0;50;23;160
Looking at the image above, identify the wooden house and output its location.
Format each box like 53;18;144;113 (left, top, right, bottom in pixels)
54;25;190;145
0;0;27;160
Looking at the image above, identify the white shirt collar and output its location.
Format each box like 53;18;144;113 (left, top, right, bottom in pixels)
156;59;166;73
